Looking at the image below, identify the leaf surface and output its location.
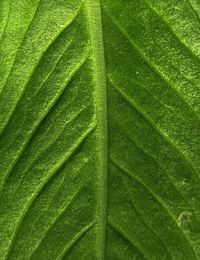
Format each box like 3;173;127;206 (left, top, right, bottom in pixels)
0;0;200;259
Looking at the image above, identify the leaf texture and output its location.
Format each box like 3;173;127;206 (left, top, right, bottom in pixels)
0;0;200;259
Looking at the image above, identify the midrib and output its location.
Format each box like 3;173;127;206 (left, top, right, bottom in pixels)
85;0;108;259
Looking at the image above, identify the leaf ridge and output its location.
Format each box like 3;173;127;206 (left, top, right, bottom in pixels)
110;158;198;259
143;0;200;62
4;123;96;259
108;75;177;114
112;115;199;213
0;35;73;139
121;175;172;258
9;105;91;198
108;77;199;179
29;181;92;258
56;221;95;260
0;2;83;135
104;8;200;121
0;0;12;42
0;52;89;196
0;0;42;95
108;221;147;260
187;0;200;21
17;156;92;257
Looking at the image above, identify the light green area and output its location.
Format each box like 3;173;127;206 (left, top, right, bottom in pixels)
0;0;200;259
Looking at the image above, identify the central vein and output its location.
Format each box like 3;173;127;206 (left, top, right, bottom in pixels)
85;0;108;259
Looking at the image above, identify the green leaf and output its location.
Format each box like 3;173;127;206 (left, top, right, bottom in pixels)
0;0;200;259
